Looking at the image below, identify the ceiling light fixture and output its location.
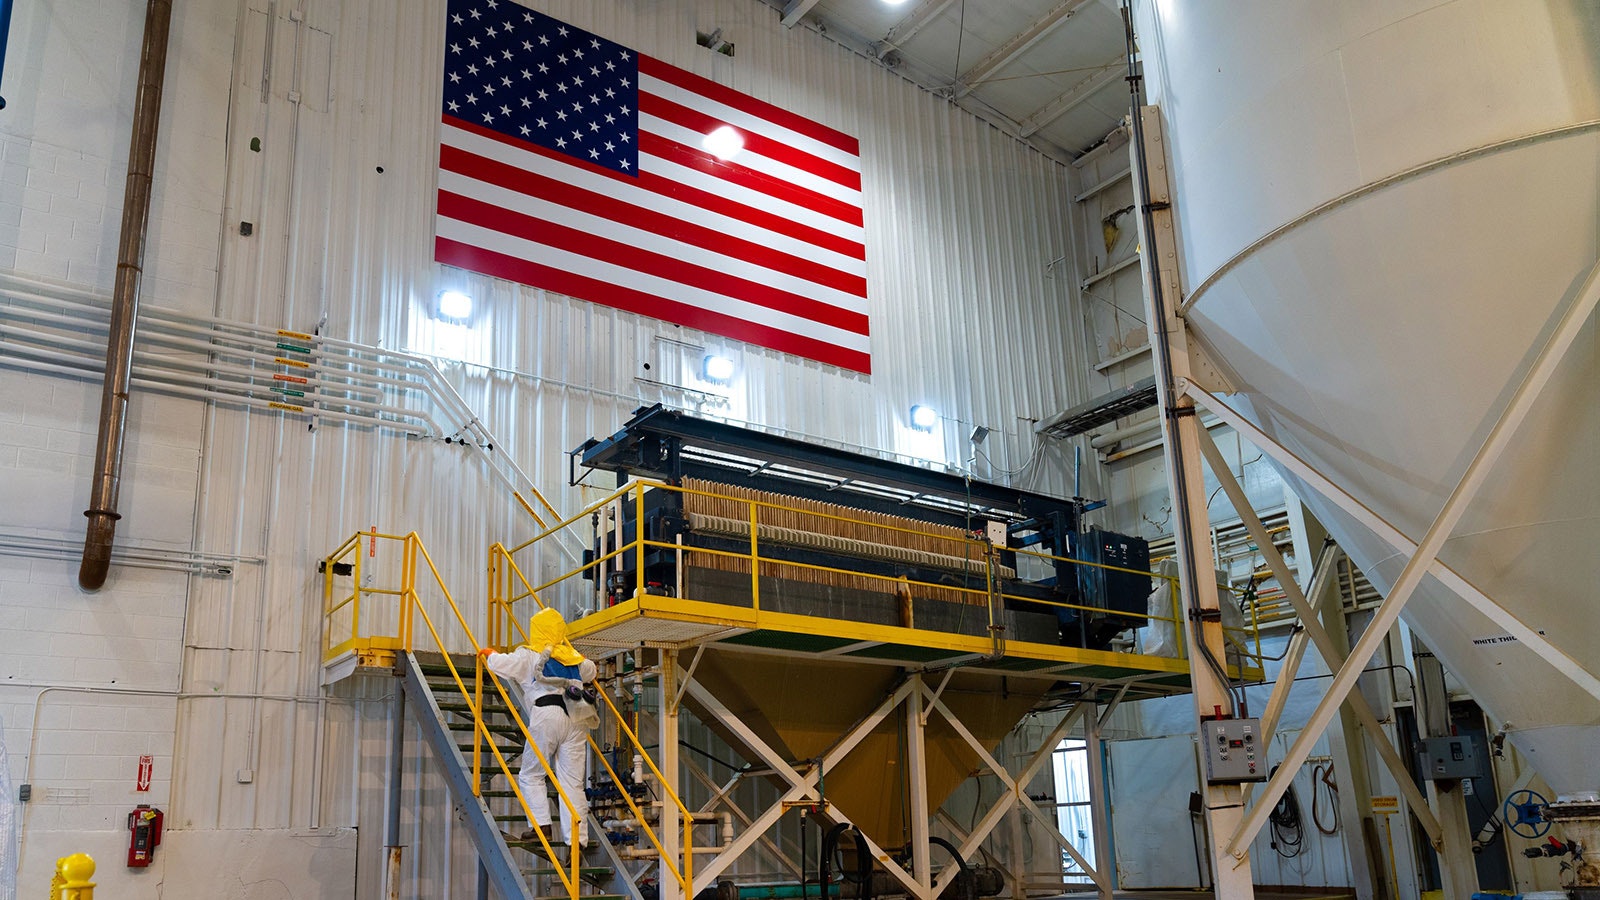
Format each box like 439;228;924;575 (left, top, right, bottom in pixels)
701;125;745;161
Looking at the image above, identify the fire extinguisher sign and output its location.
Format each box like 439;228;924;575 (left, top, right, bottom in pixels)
136;755;153;792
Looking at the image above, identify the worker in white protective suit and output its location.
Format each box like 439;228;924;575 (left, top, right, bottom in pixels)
479;607;598;848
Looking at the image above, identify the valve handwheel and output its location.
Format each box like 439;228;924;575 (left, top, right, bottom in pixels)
1503;789;1551;839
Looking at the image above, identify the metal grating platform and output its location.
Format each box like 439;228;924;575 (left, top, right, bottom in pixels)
567;594;1259;699
1036;375;1160;439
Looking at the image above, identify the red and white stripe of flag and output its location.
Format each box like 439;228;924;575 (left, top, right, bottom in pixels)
436;57;871;373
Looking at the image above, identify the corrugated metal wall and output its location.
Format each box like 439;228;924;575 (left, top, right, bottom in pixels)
25;0;1098;895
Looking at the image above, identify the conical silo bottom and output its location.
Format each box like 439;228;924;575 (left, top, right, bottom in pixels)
685;649;1047;849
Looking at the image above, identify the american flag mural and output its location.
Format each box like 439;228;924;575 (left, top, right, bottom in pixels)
436;0;872;373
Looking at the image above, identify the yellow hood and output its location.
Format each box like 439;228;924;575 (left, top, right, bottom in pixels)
527;608;585;666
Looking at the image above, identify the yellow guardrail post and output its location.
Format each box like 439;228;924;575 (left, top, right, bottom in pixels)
473;651;484;795
404;533;419;652
322;551;335;660
590;687;693;898
51;853;95;900
748;496;760;611
634;482;645;601
352;544;364;651
401;538;585;900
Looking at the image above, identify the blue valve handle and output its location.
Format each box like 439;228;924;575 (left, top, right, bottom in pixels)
1503;788;1551;839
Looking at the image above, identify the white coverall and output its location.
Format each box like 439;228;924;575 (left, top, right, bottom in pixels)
485;646;593;846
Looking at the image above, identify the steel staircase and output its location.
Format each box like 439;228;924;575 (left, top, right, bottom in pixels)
403;650;628;900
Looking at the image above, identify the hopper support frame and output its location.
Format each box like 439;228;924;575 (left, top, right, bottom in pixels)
646;655;1125;900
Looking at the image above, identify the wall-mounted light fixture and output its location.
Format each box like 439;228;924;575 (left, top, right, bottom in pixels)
702;353;736;383
436;290;473;323
910;404;939;431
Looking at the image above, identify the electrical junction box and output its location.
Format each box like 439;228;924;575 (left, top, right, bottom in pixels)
1202;718;1266;784
985;520;1008;548
1417;736;1480;780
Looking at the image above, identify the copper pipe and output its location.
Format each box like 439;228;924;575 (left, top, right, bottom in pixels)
80;0;173;591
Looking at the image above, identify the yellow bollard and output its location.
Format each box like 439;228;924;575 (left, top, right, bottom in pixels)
50;853;95;900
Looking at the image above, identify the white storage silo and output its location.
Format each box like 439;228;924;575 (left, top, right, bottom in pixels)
1132;0;1600;805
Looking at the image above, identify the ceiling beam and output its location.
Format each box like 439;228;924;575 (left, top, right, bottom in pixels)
1018;54;1124;138
953;0;1095;99
780;0;826;28
873;0;959;56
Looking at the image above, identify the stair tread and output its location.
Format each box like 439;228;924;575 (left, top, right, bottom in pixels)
524;868;613;877
448;722;528;738
436;701;514;713
460;745;522;756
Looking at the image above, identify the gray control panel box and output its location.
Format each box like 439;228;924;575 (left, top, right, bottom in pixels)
1202;718;1267;784
1417;736;1480;780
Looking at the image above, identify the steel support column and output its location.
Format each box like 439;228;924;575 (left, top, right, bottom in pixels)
1286;498;1382;900
1127;87;1257;897
659;650;683;900
905;675;932;893
1415;641;1479;896
385;679;405;900
1314;571;1383;900
1085;704;1113;900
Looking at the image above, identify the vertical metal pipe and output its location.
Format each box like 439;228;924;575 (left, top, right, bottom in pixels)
79;0;173;591
385;678;406;900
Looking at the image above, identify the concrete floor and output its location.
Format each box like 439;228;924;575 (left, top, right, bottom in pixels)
1062;883;1350;890
1059;892;1354;899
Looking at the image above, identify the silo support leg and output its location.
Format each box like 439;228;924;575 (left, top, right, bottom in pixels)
1086;706;1114;900
1186;381;1600;705
1215;251;1600;859
1415;641;1481;897
1195;426;1443;846
905;677;932;894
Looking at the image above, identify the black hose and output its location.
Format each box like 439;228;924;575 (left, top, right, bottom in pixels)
820;824;873;900
928;837;971;900
927;837;970;874
1311;763;1340;836
1267;764;1306;858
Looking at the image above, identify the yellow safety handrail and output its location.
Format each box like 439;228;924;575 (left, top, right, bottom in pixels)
507;480;1262;673
488;545;698;890
320;531;591;897
322;530;699;898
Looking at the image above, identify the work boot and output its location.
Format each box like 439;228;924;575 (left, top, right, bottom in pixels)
517;823;557;846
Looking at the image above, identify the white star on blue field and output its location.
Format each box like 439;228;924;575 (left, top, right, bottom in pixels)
443;0;640;176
